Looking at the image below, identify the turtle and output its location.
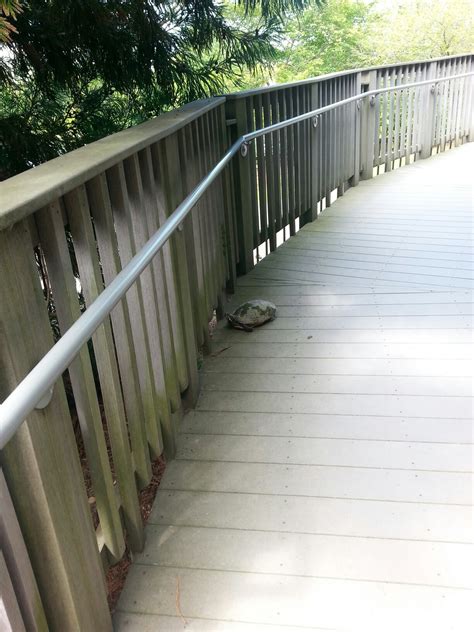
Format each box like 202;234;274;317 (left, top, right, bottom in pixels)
226;299;277;332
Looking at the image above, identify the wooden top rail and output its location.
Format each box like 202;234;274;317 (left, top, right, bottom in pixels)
223;53;474;99
0;97;225;231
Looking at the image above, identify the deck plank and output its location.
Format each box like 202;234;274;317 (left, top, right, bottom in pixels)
116;144;473;630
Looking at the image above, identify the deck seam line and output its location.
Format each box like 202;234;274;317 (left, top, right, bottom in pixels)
173;458;474;475
202;371;472;379
147;521;473;545
159;484;474;505
114;610;340;631
178;432;473;446
194;408;472;420
200;388;473;398
128;561;471;591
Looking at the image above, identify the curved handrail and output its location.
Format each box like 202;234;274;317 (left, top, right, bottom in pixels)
0;70;473;448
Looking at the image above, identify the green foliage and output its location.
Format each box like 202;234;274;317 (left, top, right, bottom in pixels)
0;0;311;177
0;0;22;43
1;0;473;178
369;0;474;63
273;0;377;83
227;0;474;88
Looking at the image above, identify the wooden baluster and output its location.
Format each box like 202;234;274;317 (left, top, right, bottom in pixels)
270;91;283;235
1;463;48;630
420;62;437;159
36;201;126;557
87;175;153;489
361;70;377;180
192;118;214;314
106;162;179;459
393;68;401;167
121;155;177;451
405;66;414;164
229;97;255;273
178;124;212;349
262;92;277;251
278;89;290;234
64;185;145;553
157;134;200;407
138;147;182;411
0;221;112;630
218;104;237;291
285;89;296;234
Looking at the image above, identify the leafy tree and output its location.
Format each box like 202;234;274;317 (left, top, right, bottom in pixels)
272;0;377;83
370;0;474;63
0;0;311;177
233;0;474;87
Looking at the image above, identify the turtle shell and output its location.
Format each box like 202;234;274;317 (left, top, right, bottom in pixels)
228;299;277;329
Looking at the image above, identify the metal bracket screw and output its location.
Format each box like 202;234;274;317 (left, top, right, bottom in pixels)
240;141;249;158
369;95;376;107
430;83;436;94
312;116;319;128
177;223;184;232
35;387;54;410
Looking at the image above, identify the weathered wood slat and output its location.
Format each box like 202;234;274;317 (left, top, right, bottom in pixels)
0;222;111;630
36;201;126;557
220;133;238;291
0;470;48;631
192;119;214;315
278;90;290;230
105;162;172;458
159;135;200;406
198;115;219;305
64;185;145;552
206;110;227;299
139;147;182;411
246;101;260;250
122;153;176;452
263;93;277;251
87;175;153;489
230;97;255;273
0;551;26;632
178;124;211;349
270;91;282;233
285;89;296;234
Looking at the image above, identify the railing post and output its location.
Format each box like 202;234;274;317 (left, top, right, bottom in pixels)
350;72;362;187
226;98;254;275
420;62;438;159
360;70;377;180
301;84;319;226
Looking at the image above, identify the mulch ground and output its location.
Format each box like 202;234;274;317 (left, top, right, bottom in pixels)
106;454;167;612
71;397;167;613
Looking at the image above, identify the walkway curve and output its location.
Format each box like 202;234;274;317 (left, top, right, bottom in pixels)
116;143;473;632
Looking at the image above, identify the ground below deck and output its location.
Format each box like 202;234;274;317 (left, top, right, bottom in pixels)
115;143;473;632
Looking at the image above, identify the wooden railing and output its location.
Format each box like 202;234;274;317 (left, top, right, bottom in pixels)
226;54;473;271
0;54;472;630
0;98;235;630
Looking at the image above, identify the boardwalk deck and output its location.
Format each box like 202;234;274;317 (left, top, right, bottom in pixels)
115;143;473;631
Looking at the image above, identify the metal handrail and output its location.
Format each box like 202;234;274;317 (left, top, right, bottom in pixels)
1;70;472;449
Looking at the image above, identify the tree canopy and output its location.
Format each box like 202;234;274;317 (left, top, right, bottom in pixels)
1;0;472;179
261;0;474;85
0;0;314;177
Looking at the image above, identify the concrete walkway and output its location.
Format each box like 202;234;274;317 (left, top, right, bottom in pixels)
115;144;474;632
